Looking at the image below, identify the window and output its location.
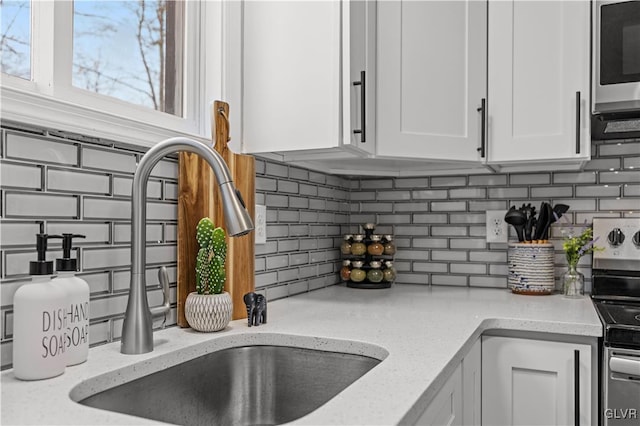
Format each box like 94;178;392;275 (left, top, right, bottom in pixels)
0;1;222;147
73;0;183;115
0;0;31;80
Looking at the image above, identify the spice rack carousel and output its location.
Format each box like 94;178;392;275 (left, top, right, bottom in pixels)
340;224;396;289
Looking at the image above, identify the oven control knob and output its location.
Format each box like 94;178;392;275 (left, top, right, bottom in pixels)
633;231;640;248
608;228;625;247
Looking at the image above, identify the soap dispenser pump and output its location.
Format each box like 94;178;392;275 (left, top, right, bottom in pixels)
13;226;67;380
52;234;89;365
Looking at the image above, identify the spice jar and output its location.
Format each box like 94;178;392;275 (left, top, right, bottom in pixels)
340;234;353;255
367;235;384;256
363;223;376;240
350;260;366;282
351;235;367;256
340;260;352;281
383;235;396;256
383;261;396;282
367;261;383;283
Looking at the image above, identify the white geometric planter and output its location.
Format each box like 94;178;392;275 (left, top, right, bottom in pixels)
184;291;232;332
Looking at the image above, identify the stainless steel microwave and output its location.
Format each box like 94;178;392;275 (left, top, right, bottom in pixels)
592;0;640;139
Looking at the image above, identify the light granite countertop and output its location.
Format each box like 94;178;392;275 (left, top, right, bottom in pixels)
1;284;602;425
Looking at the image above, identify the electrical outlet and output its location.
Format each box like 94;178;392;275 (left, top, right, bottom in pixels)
486;210;509;243
255;205;267;245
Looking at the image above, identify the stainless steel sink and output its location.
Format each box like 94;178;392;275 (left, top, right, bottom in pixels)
77;345;381;425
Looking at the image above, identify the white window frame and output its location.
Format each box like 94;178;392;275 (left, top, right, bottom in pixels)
0;0;224;148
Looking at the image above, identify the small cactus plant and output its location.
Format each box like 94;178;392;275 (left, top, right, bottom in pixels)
195;217;227;295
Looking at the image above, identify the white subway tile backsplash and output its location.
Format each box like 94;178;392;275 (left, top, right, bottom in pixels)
431;275;467;286
413;238;448;249
412;213;448;224
0;222;41;246
0;162;42;189
510;173;550;185
431;201;466;211
431;226;467;236
530;186;573;198
82;147;136;174
47;222;111;244
6;132;78;166
450;238;486;249
47;168;110;195
150;160;178;179
450;263;486;274
79;271;110;294
487;187;528;199
147;202;177;221
576;185;621;198
411;189;448;200
431;176;466;187
449;188;486;199
624;184;640;197
469;276;507;288
553;172;597;184
468;175;508;186
83;247;130;270
600;198;640;211
599;141;640;156
600;170;640;184
84;197;130;220
5;192;78;218
431;251;467;261
3;120;639;371
266;162;288;178
114;223;163;243
413;262;447;273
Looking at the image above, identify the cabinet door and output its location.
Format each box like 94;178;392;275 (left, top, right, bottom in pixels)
487;0;591;163
346;0;376;155
482;336;592;426
242;1;341;153
415;363;463;426
462;339;481;426
377;0;487;161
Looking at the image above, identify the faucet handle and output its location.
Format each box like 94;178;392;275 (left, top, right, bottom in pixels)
150;266;171;328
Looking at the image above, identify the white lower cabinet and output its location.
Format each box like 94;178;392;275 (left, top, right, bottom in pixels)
482;336;592;426
416;339;481;426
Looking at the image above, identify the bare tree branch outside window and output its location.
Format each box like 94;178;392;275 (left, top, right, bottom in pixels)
72;0;182;115
0;0;31;79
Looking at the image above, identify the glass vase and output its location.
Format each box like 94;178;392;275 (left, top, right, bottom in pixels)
562;264;584;298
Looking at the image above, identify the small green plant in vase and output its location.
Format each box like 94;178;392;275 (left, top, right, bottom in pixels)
185;217;233;331
561;223;602;298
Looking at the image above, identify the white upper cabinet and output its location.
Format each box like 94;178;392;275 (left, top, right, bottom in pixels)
486;0;591;166
376;0;487;162
240;1;374;157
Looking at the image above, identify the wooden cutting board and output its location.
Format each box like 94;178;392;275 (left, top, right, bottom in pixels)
177;101;255;326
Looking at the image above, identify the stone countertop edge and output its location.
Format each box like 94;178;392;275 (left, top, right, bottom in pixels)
0;284;603;426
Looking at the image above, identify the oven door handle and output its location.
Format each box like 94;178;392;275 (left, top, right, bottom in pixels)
610;355;640;378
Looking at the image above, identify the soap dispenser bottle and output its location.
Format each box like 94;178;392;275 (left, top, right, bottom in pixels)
52;234;89;365
12;228;67;380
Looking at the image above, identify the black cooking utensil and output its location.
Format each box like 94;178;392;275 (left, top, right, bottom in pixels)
520;203;536;242
505;206;526;242
550;203;570;224
533;202;549;241
535;202;554;241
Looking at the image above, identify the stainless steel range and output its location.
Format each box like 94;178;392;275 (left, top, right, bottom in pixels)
592;218;640;426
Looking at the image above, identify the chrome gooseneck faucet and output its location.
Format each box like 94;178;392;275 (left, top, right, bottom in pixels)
121;137;254;355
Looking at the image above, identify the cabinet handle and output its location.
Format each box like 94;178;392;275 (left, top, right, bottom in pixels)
477;98;486;158
353;70;366;143
575;91;581;154
574;349;580;426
